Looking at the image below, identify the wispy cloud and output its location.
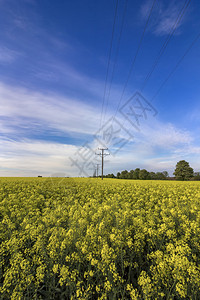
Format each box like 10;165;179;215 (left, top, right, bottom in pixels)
0;115;198;176
0;81;199;176
32;60;106;99
140;0;190;36
104;117;197;175
140;120;193;148
0;138;78;176
0;46;20;64
0;81;102;138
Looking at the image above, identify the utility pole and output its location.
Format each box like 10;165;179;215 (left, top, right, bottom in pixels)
96;163;100;178
93;168;96;178
96;148;110;180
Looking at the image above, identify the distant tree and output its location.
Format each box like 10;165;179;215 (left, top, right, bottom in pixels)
193;172;200;181
162;171;169;178
156;172;166;180
115;168;170;180
120;170;129;179
147;173;152;180
173;160;194;181
133;168;140;179
139;169;149;180
109;173;115;178
117;172;121;179
105;174;114;178
149;172;156;180
128;170;134;179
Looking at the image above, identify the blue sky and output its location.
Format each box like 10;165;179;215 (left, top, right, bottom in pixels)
1;0;200;177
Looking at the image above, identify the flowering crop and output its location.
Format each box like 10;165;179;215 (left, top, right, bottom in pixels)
0;177;200;299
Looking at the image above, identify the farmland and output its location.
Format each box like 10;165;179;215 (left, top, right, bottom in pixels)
0;177;200;299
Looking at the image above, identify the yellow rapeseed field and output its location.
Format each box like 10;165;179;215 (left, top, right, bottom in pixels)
0;177;200;299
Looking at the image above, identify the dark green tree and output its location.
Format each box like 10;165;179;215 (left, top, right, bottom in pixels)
173;160;194;181
149;172;156;180
128;170;134;179
133;168;140;179
139;169;149;180
105;173;115;178
194;172;200;180
162;171;169;178
156;172;166;180
117;172;121;179
120;170;129;179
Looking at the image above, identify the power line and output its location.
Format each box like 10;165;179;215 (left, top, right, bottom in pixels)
102;0;128;125
99;0;119;129
113;0;191;134
112;0;157;121
118;0;191;131
151;31;200;102
95;148;110;180
117;30;200;141
141;0;191;91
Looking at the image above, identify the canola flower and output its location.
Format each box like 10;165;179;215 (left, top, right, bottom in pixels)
0;177;200;299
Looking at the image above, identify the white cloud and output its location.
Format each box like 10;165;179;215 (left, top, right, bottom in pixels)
140;120;193;148
0;138;78;176
0;46;19;63
173;145;200;156
140;0;189;36
0;118;198;177
102;117;196;175
32;59;112;101
0;81;199;177
0;81;102;137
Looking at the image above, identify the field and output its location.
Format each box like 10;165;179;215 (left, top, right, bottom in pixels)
0;177;200;299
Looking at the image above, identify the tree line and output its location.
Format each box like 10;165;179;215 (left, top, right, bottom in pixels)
104;169;169;180
103;160;200;181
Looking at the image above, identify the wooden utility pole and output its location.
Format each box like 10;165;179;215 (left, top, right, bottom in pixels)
96;148;109;180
